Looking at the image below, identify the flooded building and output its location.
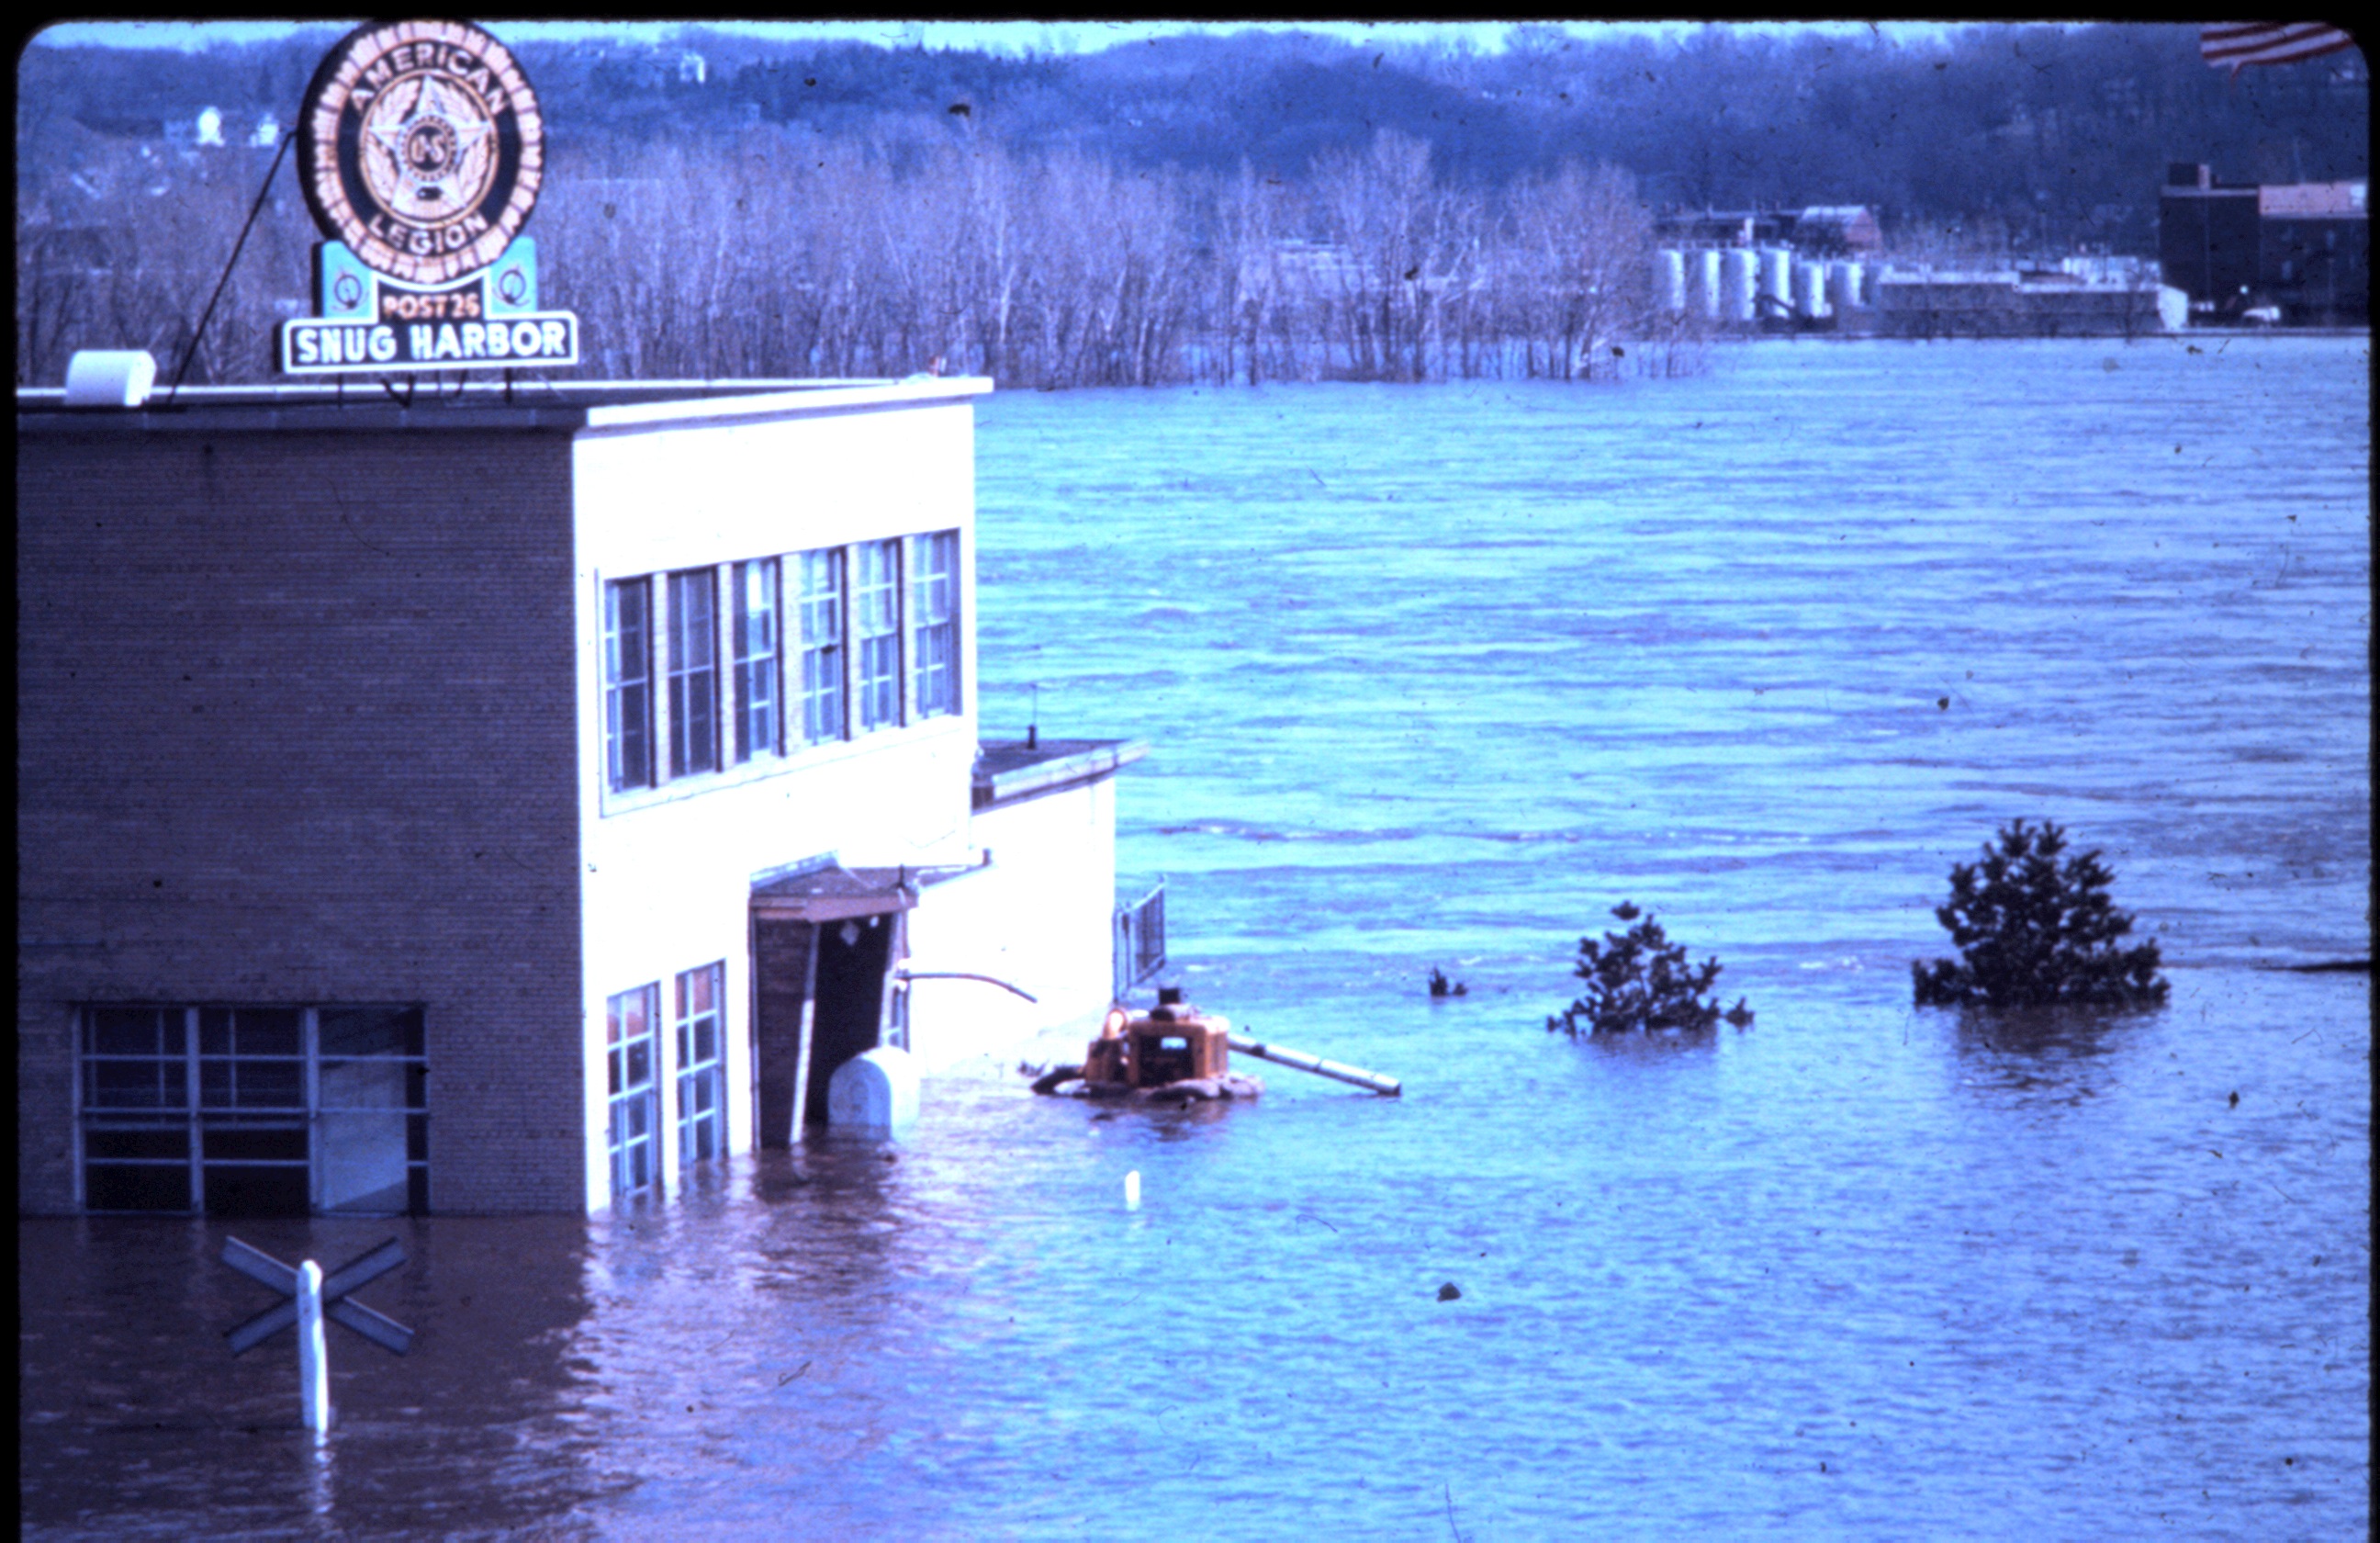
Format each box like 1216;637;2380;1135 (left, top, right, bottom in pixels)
2159;163;2370;325
17;374;1144;1218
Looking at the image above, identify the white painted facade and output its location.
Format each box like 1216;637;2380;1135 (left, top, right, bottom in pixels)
565;380;1136;1211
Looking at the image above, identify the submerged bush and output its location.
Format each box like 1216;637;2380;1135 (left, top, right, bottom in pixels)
1912;818;2168;1009
1547;902;1737;1036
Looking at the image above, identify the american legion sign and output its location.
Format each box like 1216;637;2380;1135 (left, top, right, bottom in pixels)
280;18;579;375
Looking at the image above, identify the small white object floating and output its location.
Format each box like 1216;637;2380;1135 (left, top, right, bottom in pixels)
1124;1170;1140;1211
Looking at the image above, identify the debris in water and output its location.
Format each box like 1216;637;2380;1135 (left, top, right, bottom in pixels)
1437;1282;1462;1301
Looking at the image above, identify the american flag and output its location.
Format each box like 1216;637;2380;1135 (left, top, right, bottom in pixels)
2200;23;2359;73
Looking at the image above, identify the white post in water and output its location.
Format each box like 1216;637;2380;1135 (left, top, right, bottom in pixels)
297;1259;331;1438
1124;1170;1141;1211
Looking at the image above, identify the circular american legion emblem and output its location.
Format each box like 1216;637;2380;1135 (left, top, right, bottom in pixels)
298;18;543;286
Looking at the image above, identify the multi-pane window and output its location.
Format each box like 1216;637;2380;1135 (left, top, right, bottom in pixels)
856;538;903;732
674;963;726;1171
910;529;960;719
667;569;720;777
731;558;780;763
606;985;660;1201
603;531;962;800
798;547;846;746
603;579;653;791
78;1004;426;1216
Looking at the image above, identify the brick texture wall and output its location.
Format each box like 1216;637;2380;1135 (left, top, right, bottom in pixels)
17;422;586;1213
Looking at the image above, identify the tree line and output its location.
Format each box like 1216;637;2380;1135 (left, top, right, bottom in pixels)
16;21;2363;387
18;126;1691;389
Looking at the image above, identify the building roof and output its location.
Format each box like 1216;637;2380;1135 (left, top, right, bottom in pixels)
15;376;992;436
748;862;918;920
2259;181;2368;218
973;738;1149;810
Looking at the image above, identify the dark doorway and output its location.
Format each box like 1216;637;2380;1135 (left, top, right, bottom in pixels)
805;913;894;1127
751;918;815;1150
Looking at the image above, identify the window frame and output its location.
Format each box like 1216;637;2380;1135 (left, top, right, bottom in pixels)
798;546;848;749
731;557;783;764
855;537;904;734
673;963;727;1172
666;567;722;779
76;1004;427;1216
603;577;655;792
606;984;662;1202
909;528;961;721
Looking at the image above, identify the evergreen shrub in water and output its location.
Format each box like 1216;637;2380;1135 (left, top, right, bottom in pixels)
1547;902;1736;1036
1912;818;2169;1009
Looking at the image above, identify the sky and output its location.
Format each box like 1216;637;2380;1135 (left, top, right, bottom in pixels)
33;18;1959;55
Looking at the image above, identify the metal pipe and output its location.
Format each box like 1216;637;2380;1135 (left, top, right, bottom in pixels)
894;969;1038;1002
1227;1035;1401;1096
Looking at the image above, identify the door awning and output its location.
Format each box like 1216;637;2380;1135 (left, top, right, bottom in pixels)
749;864;917;922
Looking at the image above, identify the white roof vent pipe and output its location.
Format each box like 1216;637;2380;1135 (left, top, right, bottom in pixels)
64;350;158;409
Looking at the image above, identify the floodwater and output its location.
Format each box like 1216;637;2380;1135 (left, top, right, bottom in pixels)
19;337;2370;1539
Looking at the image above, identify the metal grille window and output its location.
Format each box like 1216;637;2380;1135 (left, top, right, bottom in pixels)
1114;881;1170;999
603;578;653;791
856;537;903;732
668;569;720;777
606;985;660;1201
674;963;726;1170
731;558;781;763
909;529;960;719
799;547;846;745
78;1005;426;1216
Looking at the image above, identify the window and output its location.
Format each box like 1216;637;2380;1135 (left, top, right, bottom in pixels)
910;530;960;719
856;537;902;732
674;963;726;1170
606;985;660;1201
604;578;653;791
78;1004;426;1215
732;558;780;763
798;547;846;746
604;531;961;798
667;569;720;777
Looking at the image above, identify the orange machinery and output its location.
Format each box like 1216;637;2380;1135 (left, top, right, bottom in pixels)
1083;986;1229;1089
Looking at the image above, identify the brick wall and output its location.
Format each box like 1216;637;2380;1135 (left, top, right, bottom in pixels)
16;422;586;1213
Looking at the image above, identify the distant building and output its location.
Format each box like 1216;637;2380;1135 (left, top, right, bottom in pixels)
1650;206;1880;253
250;115;279;149
196;107;222;146
2160;163;2368;325
1782;206;1882;255
18;376;1146;1219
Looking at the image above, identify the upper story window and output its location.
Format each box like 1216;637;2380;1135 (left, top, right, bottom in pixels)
667;569;720;778
731;558;781;763
798;547;846;747
910;530;960;719
604;528;962;805
855;538;902;734
603;579;653;792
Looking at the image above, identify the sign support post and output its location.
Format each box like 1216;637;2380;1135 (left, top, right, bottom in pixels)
222;1236;413;1437
296;1260;331;1439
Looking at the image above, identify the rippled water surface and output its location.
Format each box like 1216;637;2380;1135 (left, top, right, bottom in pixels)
20;338;2371;1539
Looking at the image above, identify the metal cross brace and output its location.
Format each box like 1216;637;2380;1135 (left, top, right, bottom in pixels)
223;1236;414;1356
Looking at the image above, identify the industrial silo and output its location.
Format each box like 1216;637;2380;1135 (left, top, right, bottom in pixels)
1656;250;1688;316
1795;259;1829;320
1828;260;1867;311
1697;250;1723;320
1759;248;1792;316
1723;249;1758;322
